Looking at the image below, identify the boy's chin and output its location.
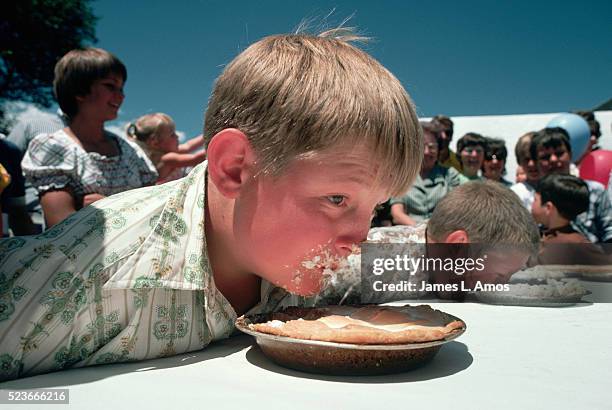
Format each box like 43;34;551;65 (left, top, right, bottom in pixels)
273;271;324;296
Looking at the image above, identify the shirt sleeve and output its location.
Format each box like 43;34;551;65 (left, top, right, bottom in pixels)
594;186;612;242
21;133;78;195
389;196;406;206
447;167;467;188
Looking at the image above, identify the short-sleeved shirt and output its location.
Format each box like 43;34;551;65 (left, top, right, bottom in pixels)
5;111;66;154
572;180;612;243
511;181;536;210
608;171;612;202
5;112;67;214
390;165;465;222
0;162;306;381
21;129;158;199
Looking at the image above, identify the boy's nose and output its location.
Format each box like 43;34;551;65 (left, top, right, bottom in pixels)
334;224;370;257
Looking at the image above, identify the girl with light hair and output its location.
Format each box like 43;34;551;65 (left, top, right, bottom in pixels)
127;113;206;184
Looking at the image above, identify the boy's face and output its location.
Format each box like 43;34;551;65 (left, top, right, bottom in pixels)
483;152;505;181
531;192;549;226
232;144;390;296
422;132;439;171
519;156;540;184
460;145;484;176
536;143;571;176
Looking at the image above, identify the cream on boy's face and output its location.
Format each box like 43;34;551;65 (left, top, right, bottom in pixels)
232;144;390;296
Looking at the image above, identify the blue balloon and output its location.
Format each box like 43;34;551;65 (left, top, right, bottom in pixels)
547;113;591;162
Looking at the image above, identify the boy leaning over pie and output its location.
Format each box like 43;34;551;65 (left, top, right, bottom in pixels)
0;29;423;381
331;180;541;304
425;180;540;299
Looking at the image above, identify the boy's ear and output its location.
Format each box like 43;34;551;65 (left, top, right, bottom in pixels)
443;230;469;243
544;201;555;217
206;128;255;199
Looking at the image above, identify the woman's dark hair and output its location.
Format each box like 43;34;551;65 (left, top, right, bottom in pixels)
54;48;127;118
456;132;487;153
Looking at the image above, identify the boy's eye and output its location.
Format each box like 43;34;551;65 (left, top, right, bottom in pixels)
326;195;346;206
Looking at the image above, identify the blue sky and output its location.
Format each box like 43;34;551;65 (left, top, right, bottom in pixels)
92;0;612;139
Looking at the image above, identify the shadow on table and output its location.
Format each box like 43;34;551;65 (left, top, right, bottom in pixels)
245;340;472;384
0;334;253;389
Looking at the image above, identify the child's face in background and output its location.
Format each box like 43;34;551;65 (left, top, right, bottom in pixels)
515;165;527;183
519;156;539;184
531;192;548;226
460;145;484;177
536;143;571;176
422;132;439;171
483;152;505;181
232;144;390;296
154;122;180;153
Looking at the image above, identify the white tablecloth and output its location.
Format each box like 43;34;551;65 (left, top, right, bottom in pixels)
2;299;611;410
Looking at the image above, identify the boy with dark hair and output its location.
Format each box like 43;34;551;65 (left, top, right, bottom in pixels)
532;174;609;265
529;127;572;176
530;128;612;243
456;132;487;180
532;174;590;243
482;137;512;187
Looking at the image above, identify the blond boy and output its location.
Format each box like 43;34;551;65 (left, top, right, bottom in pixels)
427;180;540;295
0;31;422;380
326;180;540;304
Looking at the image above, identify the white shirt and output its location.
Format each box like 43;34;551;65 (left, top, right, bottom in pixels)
510;181;536;211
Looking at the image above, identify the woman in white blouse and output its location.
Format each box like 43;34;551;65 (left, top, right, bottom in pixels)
22;48;157;228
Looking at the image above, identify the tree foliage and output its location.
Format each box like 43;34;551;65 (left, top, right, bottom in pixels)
0;0;97;131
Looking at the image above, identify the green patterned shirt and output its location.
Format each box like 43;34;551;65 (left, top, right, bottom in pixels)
0;162;299;381
389;165;467;222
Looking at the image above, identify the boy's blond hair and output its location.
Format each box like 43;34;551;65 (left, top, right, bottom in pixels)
428;180;540;252
204;30;422;196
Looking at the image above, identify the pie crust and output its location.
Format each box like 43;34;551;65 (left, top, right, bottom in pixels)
248;305;465;344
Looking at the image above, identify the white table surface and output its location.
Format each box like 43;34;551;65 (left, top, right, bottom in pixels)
2;298;611;410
